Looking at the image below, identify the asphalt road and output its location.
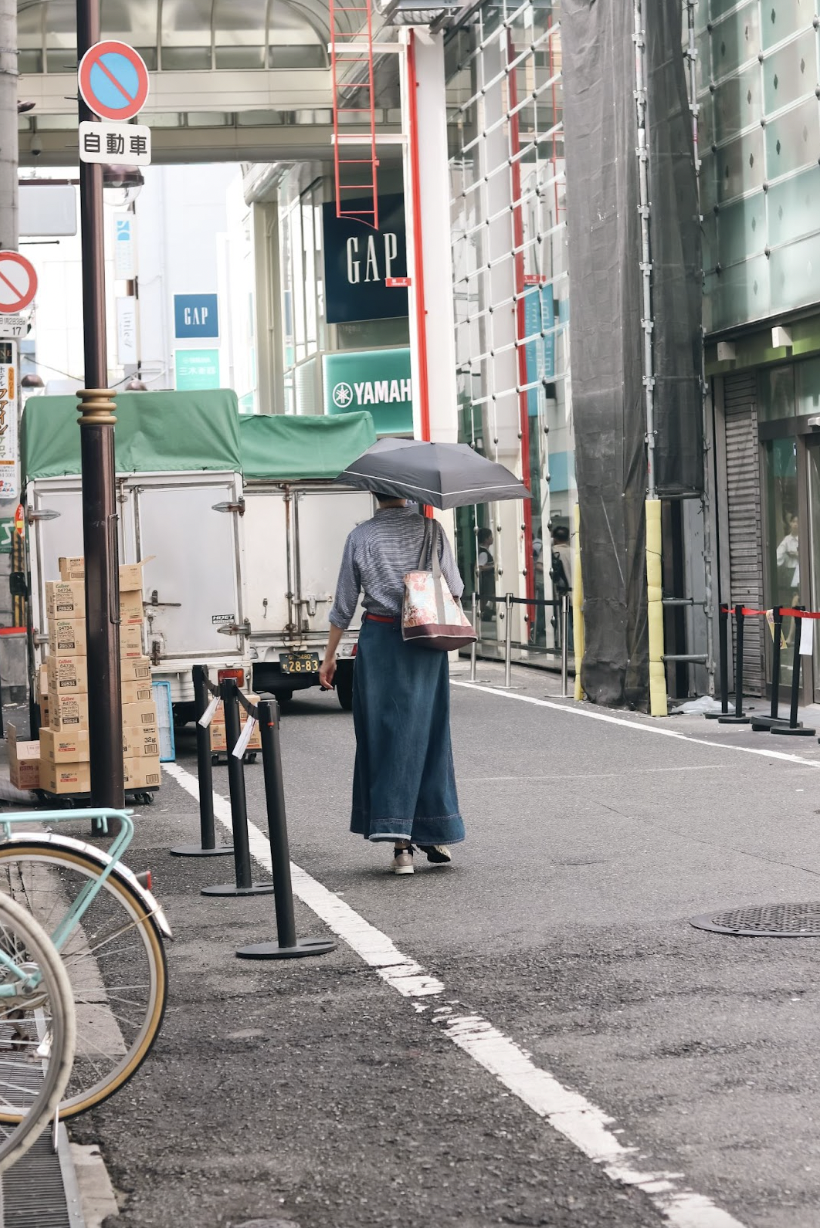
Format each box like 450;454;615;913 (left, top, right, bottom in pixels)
70;665;820;1228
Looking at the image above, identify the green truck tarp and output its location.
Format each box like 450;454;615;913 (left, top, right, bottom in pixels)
239;411;376;481
21;389;242;480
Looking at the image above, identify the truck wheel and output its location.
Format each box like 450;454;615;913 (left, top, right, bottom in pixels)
336;663;354;712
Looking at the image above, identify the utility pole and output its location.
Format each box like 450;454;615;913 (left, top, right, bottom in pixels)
0;0;18;252
76;0;124;809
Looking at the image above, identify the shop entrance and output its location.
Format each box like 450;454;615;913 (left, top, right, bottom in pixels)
759;358;820;702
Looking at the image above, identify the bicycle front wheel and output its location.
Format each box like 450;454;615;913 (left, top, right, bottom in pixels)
0;843;167;1119
0;893;76;1172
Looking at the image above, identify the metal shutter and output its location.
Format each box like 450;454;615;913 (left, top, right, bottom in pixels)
724;372;764;695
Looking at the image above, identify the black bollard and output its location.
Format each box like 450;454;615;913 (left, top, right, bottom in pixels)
237;699;335;960
171;665;234;857
705;605;730;720
751;607;793;730
772;611;816;737
718;603;750;724
201;680;273;896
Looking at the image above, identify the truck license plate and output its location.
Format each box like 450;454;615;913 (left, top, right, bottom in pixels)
280;651;320;675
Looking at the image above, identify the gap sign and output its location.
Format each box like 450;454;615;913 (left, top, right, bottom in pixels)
174;294;219;339
323;348;413;435
323;194;408;324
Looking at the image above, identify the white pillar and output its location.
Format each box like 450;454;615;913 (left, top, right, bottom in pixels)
401;29;459;446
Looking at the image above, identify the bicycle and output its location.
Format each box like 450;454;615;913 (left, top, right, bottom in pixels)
0;892;76;1171
0;807;170;1121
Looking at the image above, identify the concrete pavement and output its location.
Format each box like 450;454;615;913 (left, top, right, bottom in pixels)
66;664;820;1227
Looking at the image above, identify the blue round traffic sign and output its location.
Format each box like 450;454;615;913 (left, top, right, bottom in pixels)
78;41;149;122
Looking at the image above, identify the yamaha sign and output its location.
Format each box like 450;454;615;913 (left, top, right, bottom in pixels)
323;348;413;435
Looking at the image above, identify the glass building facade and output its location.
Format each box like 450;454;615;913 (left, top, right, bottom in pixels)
698;0;820;332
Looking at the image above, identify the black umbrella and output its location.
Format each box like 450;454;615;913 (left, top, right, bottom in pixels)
335;438;531;509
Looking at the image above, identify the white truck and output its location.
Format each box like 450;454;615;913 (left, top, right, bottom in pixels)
21;391;376;722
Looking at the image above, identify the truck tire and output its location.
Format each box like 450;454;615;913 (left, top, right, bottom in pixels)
336;662;354;712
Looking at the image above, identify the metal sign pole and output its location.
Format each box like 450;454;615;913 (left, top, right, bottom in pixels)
75;0;123;810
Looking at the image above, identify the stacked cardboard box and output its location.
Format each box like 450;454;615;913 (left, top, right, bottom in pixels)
38;557;160;794
8;723;40;790
210;691;262;754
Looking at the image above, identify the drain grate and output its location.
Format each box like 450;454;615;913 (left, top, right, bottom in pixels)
691;901;820;937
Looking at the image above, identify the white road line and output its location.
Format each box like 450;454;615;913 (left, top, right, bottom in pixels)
461;765;724;783
162;759;748;1228
453;681;820;769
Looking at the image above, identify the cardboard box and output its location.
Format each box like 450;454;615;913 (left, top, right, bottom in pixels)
121;656;151;682
47;654;88;695
40;760;90;795
211;694;260;725
46;580;84;620
118;561;147;591
39;727;90;764
123;756;161;790
121;680;153;705
123;726;160;758
40;693;50;728
48;618;87;655
120;624;144;657
210;718;262;754
58;556;85;581
120;590;145;625
122;699;157;728
7;724;40;790
48;691;90;730
38;663;48;698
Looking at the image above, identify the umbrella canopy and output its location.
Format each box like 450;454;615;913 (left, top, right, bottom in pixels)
335;438;531;509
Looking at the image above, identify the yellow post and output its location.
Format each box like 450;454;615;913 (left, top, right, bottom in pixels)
646;498;667;717
572;503;585;701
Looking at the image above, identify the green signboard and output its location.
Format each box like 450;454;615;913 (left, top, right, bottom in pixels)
0;519;12;554
322;347;413;435
175;348;220;392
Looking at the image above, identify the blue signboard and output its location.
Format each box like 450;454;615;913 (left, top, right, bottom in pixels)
524;285;556;416
174;294;219;340
323;194;408;325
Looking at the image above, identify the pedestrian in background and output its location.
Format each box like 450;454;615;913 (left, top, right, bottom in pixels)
320;495;466;876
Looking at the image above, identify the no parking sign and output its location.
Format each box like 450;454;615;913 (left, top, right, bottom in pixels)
78;41;150;122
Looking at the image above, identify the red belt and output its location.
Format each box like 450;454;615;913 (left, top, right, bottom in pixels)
366;613;399;624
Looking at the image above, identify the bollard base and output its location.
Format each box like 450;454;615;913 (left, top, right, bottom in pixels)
236;937;336;960
771;725;816;737
201;881;274;897
170;844;235;858
717;715;751;725
751;719;794;732
704;711;731;720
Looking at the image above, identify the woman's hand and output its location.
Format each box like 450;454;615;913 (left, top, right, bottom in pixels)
320;624;345;690
319;653;337;690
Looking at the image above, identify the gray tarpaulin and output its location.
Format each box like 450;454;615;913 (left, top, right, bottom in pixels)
645;0;703;495
562;0;702;708
563;0;647;708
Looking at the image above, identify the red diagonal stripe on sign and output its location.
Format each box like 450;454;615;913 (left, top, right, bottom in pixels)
96;54;135;104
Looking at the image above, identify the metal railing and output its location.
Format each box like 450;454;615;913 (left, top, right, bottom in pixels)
469;591;572;696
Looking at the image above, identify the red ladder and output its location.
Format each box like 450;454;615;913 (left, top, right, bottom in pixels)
329;0;380;230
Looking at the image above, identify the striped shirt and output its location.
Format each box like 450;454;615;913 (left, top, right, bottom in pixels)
329;506;465;630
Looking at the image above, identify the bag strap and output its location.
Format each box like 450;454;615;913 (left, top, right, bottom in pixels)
430;520;446;625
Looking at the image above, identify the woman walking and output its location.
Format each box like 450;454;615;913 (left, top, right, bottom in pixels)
320;495;466;875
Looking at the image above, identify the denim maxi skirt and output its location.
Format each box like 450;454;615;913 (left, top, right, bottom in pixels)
351;617;465;845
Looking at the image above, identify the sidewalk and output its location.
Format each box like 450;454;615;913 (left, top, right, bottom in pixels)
8;668;820;1226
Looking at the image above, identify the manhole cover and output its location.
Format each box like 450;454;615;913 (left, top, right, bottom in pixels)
691;901;820;937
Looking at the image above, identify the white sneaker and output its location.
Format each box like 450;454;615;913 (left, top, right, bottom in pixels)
390;846;414;875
